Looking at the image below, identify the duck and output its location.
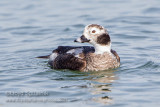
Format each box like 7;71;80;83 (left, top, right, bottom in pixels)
37;24;120;72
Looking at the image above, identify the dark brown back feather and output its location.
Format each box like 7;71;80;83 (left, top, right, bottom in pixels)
53;54;86;71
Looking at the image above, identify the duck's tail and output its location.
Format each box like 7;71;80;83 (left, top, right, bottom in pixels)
36;55;50;59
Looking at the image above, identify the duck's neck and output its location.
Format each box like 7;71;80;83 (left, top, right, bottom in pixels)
94;43;111;54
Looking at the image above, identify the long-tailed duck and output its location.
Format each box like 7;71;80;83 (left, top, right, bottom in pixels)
37;24;120;71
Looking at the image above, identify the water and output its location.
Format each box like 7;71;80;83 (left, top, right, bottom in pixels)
0;0;160;107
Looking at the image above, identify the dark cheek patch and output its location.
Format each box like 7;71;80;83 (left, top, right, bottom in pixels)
97;33;111;45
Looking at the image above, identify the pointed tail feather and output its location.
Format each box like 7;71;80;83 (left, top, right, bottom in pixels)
36;55;50;59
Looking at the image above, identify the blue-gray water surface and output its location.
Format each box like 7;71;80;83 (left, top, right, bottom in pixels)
0;0;160;107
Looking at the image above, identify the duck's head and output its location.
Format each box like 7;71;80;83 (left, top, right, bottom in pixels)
74;24;111;54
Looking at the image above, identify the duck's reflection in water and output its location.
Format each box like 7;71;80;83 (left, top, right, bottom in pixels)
88;70;118;104
58;69;118;105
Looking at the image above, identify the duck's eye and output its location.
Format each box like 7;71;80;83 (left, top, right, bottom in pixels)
92;30;96;33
